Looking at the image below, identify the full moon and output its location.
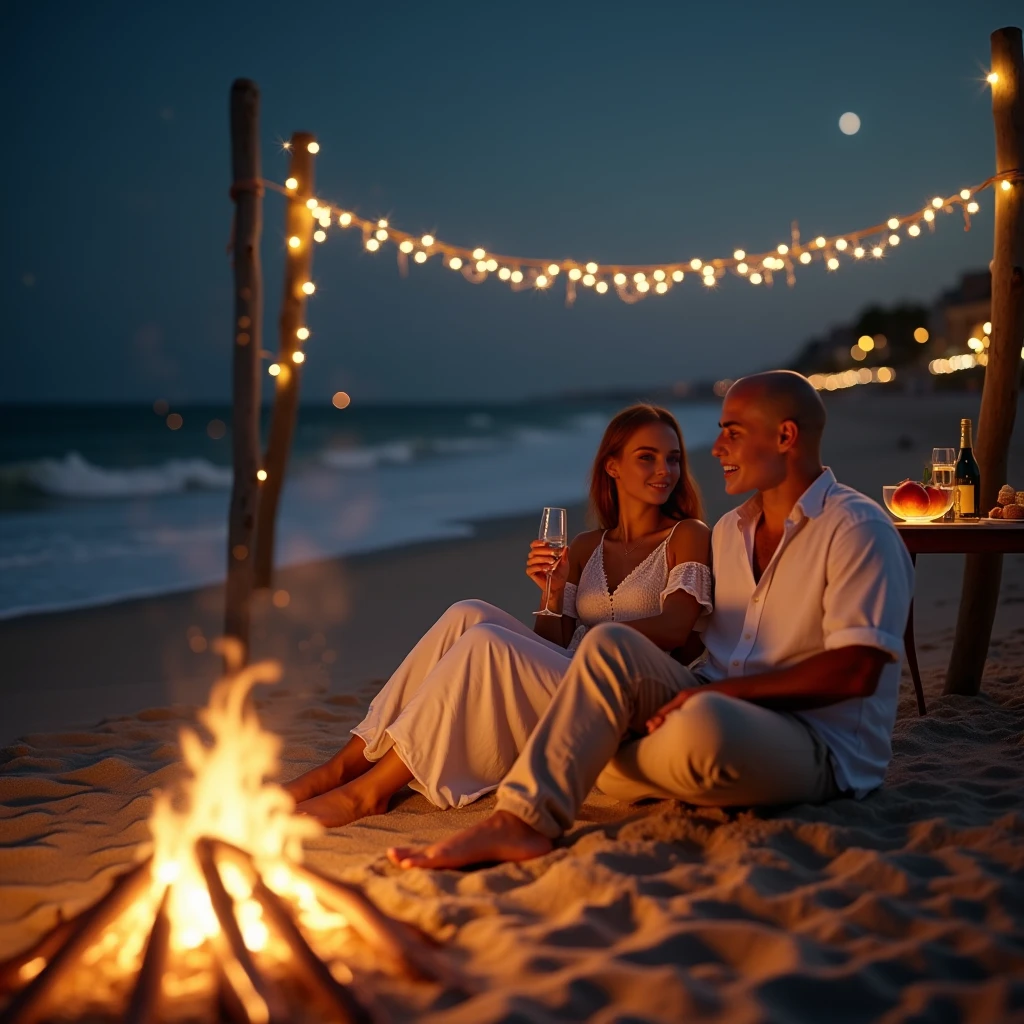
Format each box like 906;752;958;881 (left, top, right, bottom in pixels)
839;112;861;135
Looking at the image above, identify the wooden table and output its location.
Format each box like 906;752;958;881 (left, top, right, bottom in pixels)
896;521;1024;715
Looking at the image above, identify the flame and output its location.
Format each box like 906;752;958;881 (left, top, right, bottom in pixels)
148;642;322;952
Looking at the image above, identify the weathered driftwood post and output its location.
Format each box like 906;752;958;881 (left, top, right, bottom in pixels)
254;132;317;590
945;25;1024;696
224;79;264;662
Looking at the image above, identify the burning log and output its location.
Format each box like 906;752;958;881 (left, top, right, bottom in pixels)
124;887;171;1024
195;839;288;1024
0;857;153;1024
0;915;75;997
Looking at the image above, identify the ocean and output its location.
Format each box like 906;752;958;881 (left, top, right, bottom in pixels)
0;400;721;619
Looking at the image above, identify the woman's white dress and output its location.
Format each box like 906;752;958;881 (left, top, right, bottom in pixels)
352;526;712;808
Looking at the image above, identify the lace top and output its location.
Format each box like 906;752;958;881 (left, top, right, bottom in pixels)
561;523;713;654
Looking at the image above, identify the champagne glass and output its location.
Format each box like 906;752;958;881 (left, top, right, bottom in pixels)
533;506;567;617
932;447;955;520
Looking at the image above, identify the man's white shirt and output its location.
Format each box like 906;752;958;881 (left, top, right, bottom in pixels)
696;468;914;797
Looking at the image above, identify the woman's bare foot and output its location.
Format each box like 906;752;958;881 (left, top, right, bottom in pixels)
295;782;389;828
283;763;345;805
387;811;552;870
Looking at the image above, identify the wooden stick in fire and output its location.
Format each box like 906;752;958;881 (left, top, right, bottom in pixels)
0;915;76;996
195;838;287;1024
123;886;171;1024
0;857;153;1024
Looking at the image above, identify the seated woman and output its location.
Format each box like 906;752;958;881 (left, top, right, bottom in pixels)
284;404;712;827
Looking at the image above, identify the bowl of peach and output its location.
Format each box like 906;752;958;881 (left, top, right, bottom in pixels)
882;480;954;523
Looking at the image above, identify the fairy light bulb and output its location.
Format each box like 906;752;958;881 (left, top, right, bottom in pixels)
547;264;560;276
338;212;352;226
399;240;414;253
960;189;971;200
486;259;498;272
307;141;319;154
637;280;650;293
305;198;318;210
421;234;435;246
1001;179;1012;191
285;177;298;190
737;262;748;275
365;238;380;251
689;258;702;270
268;363;281;376
799;252;811;264
656;281;668;294
510;270;524;283
583;273;596;287
871;246;883;258
568;268;582;281
595;280;608;294
827;257;839;270
535;274;549;288
414;251;427;263
653;269;666;281
671;270;684;282
701;275;715;288
498;267;511;281
908;224;921;237
835;239;848;251
314;229;326;243
449;256;463;270
888;234;900;245
375;228;388;241
815;237;826;248
257;469;268;481
923;209;935;222
292;351;305;363
585;262;598;274
987;72;998;84
967;201;979;214
777;244;789;255
475;260;488;272
296;327;310;340
931;197;943;208
633;272;646;284
302;281;315;294
288;236;300;249
702;265;715;277
854;247;865;258
733;249;745;260
613;272;627;285
887;218;899;230
378;219;388;228
472;248;486;260
750;272;763;285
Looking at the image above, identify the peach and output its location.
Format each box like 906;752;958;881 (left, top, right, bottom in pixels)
925;485;950;517
893;480;931;517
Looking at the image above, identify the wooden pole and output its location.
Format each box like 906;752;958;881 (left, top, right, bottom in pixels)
224;79;264;663
254;133;317;590
945;26;1024;696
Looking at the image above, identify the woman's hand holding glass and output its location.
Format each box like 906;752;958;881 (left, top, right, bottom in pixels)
526;539;570;596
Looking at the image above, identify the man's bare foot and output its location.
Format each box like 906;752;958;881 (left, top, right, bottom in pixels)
283;762;344;805
387;811;552;870
295;783;388;828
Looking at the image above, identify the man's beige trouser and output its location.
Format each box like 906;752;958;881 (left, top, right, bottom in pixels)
495;622;840;839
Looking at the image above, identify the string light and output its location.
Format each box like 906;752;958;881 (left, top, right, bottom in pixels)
268;363;281;377
292;351;305;363
275;169;1013;307
313;230;326;242
285;177;298;190
987;72;999;84
307;141;320;154
296;327;310;340
257;469;268;481
288;236;300;249
1001;180;1012;191
301;281;315;294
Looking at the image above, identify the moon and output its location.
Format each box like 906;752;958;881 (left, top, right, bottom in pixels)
839;112;861;136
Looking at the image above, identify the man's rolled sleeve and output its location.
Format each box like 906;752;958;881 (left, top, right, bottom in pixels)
822;517;913;662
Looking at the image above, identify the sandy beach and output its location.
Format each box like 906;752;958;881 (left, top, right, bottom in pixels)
2;391;1023;1021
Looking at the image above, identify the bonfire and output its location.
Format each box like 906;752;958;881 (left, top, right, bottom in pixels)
0;642;459;1023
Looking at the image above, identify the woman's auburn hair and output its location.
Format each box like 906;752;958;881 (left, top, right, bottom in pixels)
588;404;705;530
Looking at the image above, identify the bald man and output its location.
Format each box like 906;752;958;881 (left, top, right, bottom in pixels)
390;371;914;870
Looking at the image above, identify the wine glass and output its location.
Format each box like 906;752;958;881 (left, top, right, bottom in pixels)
533;506;567;617
932;448;955;521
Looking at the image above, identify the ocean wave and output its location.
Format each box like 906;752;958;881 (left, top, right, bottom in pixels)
0;452;232;500
319;442;418;471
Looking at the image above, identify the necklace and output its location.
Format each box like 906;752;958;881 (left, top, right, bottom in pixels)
618;533;649;557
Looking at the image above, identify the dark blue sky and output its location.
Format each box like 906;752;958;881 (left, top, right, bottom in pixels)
3;1;1018;403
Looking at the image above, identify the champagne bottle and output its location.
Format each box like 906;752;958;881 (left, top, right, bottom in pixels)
954;418;981;520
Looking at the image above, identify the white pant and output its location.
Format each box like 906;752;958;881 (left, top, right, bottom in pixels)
352;600;571;807
497;622;839;839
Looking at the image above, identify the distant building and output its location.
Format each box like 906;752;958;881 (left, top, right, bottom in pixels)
931;271;991;353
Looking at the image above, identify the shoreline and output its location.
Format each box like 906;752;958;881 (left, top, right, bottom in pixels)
1;391;1022;746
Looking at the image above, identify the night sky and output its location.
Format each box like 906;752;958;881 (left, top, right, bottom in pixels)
4;1;1019;404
